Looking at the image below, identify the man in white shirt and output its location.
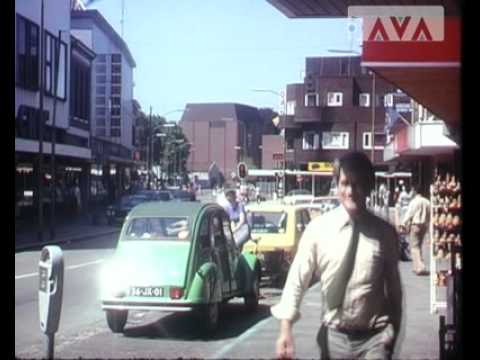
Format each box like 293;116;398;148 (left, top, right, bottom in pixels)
401;187;430;275
272;152;402;360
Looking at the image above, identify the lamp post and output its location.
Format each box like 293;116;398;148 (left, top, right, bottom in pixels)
252;89;288;197
37;0;45;243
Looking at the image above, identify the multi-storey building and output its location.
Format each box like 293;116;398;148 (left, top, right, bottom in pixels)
71;9;137;202
179;103;266;183
15;0;94;224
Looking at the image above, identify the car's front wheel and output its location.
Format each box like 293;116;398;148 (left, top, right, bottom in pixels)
244;271;260;312
202;302;219;333
106;310;128;333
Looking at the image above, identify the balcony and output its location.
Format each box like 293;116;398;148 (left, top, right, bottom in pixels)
384;120;458;161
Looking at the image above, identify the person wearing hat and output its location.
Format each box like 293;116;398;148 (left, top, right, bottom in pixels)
223;188;247;233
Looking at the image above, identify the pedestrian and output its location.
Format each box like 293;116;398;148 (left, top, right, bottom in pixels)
400;186;430;275
222;188;247;233
73;180;82;214
272;151;402;360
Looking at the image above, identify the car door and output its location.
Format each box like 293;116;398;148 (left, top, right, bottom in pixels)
210;211;231;294
222;212;239;293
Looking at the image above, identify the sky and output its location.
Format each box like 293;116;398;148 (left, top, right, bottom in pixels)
86;0;362;122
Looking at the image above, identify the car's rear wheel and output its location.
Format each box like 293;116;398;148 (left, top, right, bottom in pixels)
106;310;128;333
202;302;219;333
244;271;260;312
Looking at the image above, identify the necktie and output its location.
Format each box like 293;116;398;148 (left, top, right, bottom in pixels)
326;220;360;311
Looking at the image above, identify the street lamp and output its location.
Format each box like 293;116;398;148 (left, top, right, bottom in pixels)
252;89;288;197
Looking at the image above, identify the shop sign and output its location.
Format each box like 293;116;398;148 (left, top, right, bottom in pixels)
308;162;334;173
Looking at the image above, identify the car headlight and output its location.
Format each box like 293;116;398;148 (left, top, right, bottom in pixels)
100;262;129;298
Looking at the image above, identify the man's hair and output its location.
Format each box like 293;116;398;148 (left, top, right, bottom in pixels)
334;152;375;193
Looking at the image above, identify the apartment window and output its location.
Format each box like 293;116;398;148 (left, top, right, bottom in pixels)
302;131;320;150
97;54;106;63
96;117;106;127
286;100;296;115
111;97;121;106
95;86;106;95
322;132;349;149
96;75;106;84
111;128;121;137
96;107;106;116
111;54;122;63
384;94;393;107
70;54;91;123
304;93;319;107
286;137;294;151
363;132;386;150
359;93;370;107
111;86;121;95
44;32;67;99
16;15;39;90
111;64;121;73
111;108;121;116
112;75;121;84
95;64;106;73
96;128;106;137
327;92;343;107
111;117;121;126
95;97;106;105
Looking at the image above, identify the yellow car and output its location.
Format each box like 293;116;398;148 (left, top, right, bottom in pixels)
243;202;312;287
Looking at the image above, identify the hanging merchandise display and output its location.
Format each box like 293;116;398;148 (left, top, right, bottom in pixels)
430;172;462;359
430;173;462;313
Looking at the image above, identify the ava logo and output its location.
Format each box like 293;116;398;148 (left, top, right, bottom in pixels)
348;6;444;42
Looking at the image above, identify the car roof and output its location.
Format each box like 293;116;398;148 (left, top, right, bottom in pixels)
128;201;215;218
246;202;297;212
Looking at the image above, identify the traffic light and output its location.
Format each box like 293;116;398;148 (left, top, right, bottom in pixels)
237;163;247;179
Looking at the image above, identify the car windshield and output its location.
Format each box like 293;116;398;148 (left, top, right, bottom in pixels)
120;195;148;207
124;216;190;241
249;211;288;234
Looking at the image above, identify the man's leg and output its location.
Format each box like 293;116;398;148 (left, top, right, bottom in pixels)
355;326;394;360
409;227;423;273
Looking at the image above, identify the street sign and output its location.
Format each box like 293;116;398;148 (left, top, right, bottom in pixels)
308;162;334;172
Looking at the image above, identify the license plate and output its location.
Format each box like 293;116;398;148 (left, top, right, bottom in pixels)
130;287;163;297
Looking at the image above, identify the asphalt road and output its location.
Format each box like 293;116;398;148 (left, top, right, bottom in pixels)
14;232;287;359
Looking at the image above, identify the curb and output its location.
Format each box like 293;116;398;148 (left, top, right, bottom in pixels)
15;229;120;252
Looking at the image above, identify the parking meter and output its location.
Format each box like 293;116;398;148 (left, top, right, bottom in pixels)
38;246;64;358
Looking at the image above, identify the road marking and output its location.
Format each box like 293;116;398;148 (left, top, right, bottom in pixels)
212;315;273;359
15;259;104;280
211;282;323;358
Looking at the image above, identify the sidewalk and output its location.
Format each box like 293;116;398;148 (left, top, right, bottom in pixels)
15;209;120;252
223;239;441;359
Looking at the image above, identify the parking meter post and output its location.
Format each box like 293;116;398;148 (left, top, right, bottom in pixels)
38;246;64;360
46;333;54;359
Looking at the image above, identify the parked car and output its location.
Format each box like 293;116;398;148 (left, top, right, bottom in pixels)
283;189;314;205
100;202;261;334
243;202;311;287
137;189;172;201
106;194;149;225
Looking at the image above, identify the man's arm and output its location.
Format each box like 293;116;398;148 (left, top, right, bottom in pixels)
276;320;294;359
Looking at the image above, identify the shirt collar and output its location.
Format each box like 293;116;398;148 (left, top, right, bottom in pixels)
337;204;372;229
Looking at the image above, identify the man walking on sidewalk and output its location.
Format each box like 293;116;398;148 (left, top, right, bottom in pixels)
400;186;430;276
272;152;403;360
